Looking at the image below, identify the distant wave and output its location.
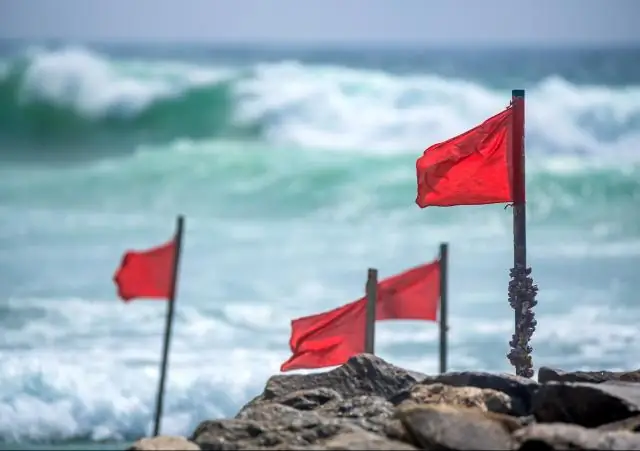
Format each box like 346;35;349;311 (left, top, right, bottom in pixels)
1;46;640;158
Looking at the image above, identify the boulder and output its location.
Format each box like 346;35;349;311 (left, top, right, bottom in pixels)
395;404;515;450
237;392;396;437
239;354;425;415
316;394;396;435
513;423;640;450
538;367;640;384
127;435;200;450
598;415;640;432
182;355;640;450
533;381;640;427
419;371;538;416
192;411;413;450
294;429;418;450
391;382;514;414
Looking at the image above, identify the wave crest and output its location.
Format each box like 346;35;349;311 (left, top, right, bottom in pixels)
1;46;639;157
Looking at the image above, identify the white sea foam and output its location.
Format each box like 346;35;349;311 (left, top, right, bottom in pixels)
2;46;639;155
1;46;639;443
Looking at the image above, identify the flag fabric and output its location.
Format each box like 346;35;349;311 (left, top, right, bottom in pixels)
280;335;364;372
280;259;441;372
416;103;515;208
287;299;365;352
376;260;440;322
281;300;366;372
113;239;176;302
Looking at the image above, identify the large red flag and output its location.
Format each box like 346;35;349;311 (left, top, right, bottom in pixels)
280;259;441;372
416;103;515;208
113;239;176;302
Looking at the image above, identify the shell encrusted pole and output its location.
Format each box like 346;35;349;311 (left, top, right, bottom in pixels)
507;264;538;378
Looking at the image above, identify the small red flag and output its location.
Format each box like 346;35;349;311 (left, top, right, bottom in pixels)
416;104;514;208
113;239;176;302
280;259;441;372
280;335;364;372
376;260;440;322
284;299;366;370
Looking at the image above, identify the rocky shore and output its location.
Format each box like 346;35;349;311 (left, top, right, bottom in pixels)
129;354;640;450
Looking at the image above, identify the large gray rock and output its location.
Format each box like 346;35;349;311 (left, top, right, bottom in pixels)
395;404;516;450
533;381;640;427
598;415;640;432
238;392;396;437
513;423;640;450
184;356;640;450
416;371;539;416
538;367;640;384
304;429;417;450
239;354;425;415
390;382;515;415
316;394;396;435
127;435;200;450
192;411;414;450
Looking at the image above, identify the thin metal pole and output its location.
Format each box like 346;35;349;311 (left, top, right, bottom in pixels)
507;90;537;378
512;89;527;348
152;215;184;436
438;243;448;374
364;268;378;354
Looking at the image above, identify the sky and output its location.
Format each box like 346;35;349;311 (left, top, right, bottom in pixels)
0;0;638;46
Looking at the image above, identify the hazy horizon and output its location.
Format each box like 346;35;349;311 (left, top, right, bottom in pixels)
1;37;638;51
1;0;638;46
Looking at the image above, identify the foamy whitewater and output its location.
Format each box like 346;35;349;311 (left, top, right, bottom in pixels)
1;43;640;445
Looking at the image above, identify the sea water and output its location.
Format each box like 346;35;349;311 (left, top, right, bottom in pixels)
1;42;640;448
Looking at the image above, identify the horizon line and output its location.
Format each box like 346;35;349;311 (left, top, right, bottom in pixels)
1;37;640;51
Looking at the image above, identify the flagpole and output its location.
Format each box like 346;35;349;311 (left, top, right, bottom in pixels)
152;215;185;436
438;242;448;374
364;268;378;354
507;90;538;378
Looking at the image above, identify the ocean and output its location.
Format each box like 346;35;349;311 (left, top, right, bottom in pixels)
1;41;640;449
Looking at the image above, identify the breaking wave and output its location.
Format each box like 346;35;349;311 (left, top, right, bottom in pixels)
1;46;639;158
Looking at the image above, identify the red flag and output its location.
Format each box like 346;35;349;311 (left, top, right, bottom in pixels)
280;259;441;372
281;299;366;372
113;239;176;302
280;335;363;372
376;260;440;322
416;103;514;208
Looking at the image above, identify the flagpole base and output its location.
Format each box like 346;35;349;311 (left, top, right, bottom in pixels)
507;264;538;378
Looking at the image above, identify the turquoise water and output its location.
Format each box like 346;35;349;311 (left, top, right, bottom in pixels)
1;42;640;448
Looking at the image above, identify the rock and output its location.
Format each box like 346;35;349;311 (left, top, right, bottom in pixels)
192;415;332;450
236;389;394;433
538;367;640;384
192;413;412;450
395;403;514;450
533;381;640;427
513;423;640;450
266;387;342;411
317;394;396;435
189;357;640;449
127;435;200;450
300;430;418;450
391;382;514;414
419;371;538;416
239;354;425;414
598;415;640;432
236;402;314;423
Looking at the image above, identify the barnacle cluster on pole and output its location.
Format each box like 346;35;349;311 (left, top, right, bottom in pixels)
507;264;538;378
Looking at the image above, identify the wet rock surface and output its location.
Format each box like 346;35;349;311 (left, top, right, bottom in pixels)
146;354;640;450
